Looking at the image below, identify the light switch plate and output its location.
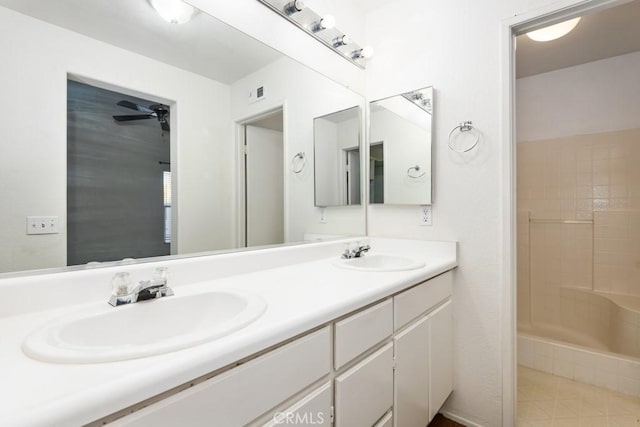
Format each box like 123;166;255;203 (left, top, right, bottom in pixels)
27;216;60;235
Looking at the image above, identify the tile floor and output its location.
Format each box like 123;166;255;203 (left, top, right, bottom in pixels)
518;366;640;426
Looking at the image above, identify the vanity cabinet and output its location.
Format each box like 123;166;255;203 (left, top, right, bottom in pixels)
394;272;453;427
107;271;453;427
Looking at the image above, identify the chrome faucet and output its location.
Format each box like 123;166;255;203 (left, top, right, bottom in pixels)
341;243;371;259
108;268;174;307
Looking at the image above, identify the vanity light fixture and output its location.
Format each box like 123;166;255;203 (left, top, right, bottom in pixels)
403;89;433;114
148;0;197;24
311;15;336;32
256;0;372;68
526;17;581;42
284;0;305;15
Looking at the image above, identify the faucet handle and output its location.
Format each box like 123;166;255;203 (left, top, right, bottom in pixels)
153;267;169;287
111;272;132;297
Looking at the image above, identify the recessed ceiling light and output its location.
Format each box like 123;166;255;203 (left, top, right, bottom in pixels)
148;0;197;25
526;17;581;42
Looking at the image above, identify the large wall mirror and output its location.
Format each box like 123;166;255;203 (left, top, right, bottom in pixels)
313;106;362;207
0;0;366;275
369;87;433;205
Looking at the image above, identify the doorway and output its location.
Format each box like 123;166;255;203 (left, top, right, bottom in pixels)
67;80;171;265
503;0;638;424
344;146;362;205
242;110;284;247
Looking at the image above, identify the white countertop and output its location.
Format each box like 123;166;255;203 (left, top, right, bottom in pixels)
0;238;457;427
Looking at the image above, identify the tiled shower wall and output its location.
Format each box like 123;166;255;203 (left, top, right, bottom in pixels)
517;128;640;324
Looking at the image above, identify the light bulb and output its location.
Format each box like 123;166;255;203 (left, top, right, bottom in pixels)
333;35;351;47
149;0;196;24
526;17;580;42
352;46;374;60
312;14;336;32
284;0;305;15
361;46;374;58
320;15;336;30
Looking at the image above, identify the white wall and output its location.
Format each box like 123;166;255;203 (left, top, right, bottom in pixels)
231;57;366;241
314;119;340;206
517;51;640;142
363;0;598;425
0;6;232;272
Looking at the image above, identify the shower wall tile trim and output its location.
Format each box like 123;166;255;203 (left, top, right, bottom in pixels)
518;335;640;399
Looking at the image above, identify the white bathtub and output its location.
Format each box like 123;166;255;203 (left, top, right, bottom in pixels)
518;287;640;398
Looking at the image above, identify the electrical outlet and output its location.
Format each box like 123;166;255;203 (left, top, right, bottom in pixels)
418;206;432;226
27;216;60;235
319;208;327;224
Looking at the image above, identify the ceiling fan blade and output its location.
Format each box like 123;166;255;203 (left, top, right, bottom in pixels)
116;100;155;114
160;121;170;132
113;114;154;122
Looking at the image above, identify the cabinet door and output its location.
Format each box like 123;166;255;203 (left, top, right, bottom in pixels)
394;315;429;427
334;343;393;427
429;299;453;421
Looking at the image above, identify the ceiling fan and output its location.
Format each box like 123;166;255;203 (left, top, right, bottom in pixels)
113;100;170;132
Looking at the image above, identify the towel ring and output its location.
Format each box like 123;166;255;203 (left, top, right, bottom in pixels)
448;121;479;153
407;165;426;179
291;152;306;174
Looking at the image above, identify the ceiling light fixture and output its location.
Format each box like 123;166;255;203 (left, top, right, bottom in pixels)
149;0;197;24
311;15;336;32
526;17;581;42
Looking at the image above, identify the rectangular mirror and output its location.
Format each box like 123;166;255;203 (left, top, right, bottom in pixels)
0;0;365;275
313;106;362;207
369;87;433;205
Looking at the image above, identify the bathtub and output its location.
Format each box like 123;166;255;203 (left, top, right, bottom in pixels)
518;287;640;398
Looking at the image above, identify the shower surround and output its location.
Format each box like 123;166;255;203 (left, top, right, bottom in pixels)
517;128;640;398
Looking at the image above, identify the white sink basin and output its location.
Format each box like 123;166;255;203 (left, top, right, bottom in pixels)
23;290;267;364
334;254;425;272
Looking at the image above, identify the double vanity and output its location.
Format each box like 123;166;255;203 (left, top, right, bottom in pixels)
0;238;456;426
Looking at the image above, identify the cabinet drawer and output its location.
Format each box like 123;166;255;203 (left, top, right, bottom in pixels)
260;382;332;427
334;299;392;369
335;343;393;427
394;271;452;331
111;327;331;427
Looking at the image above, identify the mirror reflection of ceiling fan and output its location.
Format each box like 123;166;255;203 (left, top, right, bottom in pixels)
113;100;170;132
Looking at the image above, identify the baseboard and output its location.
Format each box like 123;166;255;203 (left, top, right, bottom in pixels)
439;410;484;427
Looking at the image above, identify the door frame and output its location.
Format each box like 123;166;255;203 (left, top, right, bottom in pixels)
500;0;629;424
234;105;286;248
